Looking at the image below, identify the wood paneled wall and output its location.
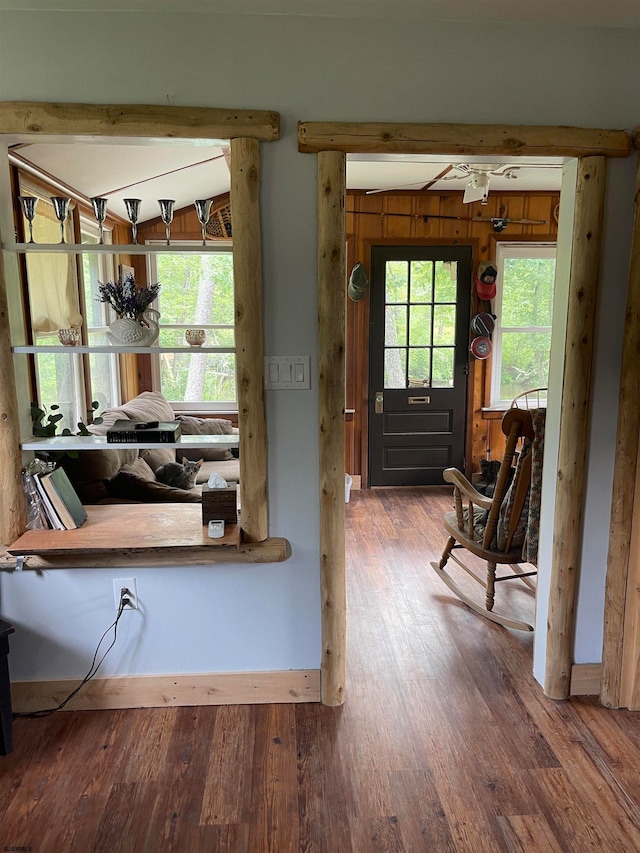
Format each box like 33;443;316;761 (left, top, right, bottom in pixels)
345;190;559;483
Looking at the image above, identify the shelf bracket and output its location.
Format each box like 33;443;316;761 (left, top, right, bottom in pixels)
0;555;25;573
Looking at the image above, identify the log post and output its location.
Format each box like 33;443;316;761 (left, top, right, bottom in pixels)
0;248;26;544
318;150;347;707
601;149;640;708
544;157;607;700
231;137;268;543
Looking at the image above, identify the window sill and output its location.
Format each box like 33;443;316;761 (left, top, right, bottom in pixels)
4;504;288;568
481;406;509;420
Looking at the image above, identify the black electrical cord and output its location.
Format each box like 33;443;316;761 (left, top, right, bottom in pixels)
14;594;129;719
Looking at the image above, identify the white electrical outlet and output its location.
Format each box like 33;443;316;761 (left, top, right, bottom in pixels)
113;577;138;610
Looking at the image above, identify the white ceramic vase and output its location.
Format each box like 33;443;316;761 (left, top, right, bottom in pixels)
107;308;160;347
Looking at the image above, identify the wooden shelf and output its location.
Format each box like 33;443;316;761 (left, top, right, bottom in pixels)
8;504;241;554
21;434;239;451
13;345;235;355
3;243;229;255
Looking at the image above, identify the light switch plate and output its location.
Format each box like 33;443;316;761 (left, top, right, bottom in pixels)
264;356;311;389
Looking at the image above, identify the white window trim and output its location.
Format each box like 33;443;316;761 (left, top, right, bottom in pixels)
490;242;556;408
146;240;237;413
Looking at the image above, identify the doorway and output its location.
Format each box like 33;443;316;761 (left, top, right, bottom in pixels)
368;244;472;486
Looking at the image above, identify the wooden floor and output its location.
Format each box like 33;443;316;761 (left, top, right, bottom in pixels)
2;488;640;852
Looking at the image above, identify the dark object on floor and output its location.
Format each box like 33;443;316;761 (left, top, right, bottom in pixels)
0;618;15;755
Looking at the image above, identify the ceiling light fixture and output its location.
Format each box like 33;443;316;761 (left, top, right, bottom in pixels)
463;172;490;205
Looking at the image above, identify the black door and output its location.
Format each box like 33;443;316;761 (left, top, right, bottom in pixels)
368;245;472;486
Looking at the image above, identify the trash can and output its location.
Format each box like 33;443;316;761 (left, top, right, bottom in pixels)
345;473;353;503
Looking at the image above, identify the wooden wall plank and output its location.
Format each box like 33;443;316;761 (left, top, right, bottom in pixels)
0;101;280;142
544;157;607;700
601;152;640;708
299;122;631;158
318;151;347;706
231;138;268;543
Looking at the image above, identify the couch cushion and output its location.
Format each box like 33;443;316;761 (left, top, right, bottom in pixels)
177;415;235;461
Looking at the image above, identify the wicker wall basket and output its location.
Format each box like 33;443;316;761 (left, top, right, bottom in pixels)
206;202;232;239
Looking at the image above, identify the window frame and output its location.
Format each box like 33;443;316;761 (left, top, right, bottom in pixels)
0;102;278;549
489;241;557;408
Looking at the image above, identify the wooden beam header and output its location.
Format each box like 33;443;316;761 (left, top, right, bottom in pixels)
298;121;631;158
0;101;280;142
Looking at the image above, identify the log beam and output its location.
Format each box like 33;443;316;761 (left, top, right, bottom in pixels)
231;138;268;543
318;151;347;707
298;122;631;158
0;101;280;142
601;152;640;708
544;157;607;700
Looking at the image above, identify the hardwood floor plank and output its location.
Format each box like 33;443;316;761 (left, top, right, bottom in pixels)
3;489;640;852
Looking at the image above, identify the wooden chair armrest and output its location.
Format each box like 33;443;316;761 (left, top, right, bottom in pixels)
443;468;493;510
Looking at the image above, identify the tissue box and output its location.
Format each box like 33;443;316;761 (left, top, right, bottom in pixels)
201;484;238;525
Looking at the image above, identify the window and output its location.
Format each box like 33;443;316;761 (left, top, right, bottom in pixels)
23;186;120;431
490;243;556;407
146;243;236;412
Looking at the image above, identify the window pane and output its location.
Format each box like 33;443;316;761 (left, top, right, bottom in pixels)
385;305;407;346
432;348;455;387
433;305;456;345
501;257;555;327
35;348;81;432
408;347;430;387
410;261;432;302
88;353;120;412
434;261;457;302
384;348;406;388
160;352;237;404
385;261;408;303
155;253;235;325
499;331;552;402
157;327;235;348
409;305;432;346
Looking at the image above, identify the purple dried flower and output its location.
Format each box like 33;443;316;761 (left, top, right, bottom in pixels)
97;273;161;320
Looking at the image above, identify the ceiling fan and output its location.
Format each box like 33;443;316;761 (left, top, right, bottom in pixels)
446;164;517;205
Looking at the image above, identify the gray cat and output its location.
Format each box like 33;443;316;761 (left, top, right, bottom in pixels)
155;457;203;490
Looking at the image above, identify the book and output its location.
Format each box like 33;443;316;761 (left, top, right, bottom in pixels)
40;467;88;530
33;473;64;530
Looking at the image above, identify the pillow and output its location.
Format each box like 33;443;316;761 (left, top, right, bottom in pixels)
140;447;176;471
177;415;234;461
119;456;156;481
120;391;176;424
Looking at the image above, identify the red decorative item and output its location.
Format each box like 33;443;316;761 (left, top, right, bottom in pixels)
470;336;492;360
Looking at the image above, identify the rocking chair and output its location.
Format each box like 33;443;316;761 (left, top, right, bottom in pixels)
430;404;546;632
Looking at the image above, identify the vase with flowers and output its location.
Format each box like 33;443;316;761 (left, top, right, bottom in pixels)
97;273;161;347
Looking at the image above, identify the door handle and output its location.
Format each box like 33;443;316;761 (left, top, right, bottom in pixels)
375;392;384;414
408;396;431;404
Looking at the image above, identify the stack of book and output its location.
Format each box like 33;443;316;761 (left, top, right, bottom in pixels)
32;467;88;530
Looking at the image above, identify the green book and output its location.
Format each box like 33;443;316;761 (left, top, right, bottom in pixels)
40;467;88;530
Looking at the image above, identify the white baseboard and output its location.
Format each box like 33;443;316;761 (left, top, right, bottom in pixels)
11;669;321;712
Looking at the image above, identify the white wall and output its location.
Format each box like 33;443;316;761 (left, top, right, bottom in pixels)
0;9;638;684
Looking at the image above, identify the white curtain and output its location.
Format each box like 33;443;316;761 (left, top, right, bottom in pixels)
24;195;82;333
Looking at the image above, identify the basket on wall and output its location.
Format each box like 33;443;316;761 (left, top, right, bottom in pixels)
205;203;232;239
